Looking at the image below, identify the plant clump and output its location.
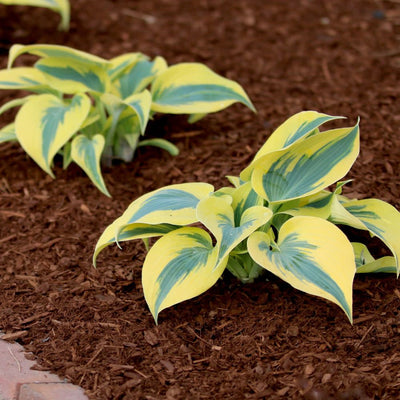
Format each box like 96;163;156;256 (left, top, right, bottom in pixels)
0;44;254;195
94;111;400;323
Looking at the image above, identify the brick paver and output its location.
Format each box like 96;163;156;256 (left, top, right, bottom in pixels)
18;383;88;400
0;337;88;400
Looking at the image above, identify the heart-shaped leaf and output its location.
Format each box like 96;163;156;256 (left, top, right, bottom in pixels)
151;63;255;114
197;195;272;268
333;198;400;276
35;57;110;93
250;123;359;203
15;93;91;176
241;111;344;180
248;216;355;322
71;134;109;196
142;227;227;322
116;182;214;227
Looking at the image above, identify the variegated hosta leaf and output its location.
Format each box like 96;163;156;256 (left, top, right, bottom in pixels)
352;242;373;267
107;52;148;81
93;218;179;266
332;196;400;274
334;180;353;195
8;44;109;69
137;138;179;155
52;0;70;30
226;175;242;188
352;242;397;273
250;122;360;204
123;90;152;133
101;93;126;115
0;96;36;116
230;181;265;226
196;195;272;268
357;258;397;274
330;195;366;230
80;109;102;131
240;111;344;180
0;0;70;30
15;93;91;176
112;182;214;235
339;198;400;276
142;227;227;322
102;91;152;134
78;113;105;154
187;113;207;123
278;190;334;220
62;140;72;169
101;90;151;134
248;216;356;322
0;67;48;90
71;134;109;196
0;123;17;143
114;56;168;99
35;57;110;94
151;63;255;114
0;0;60;5
214;187;235;197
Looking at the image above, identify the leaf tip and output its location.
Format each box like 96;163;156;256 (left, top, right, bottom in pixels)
115;227;123;250
153;312;159;325
246;99;257;113
102;187;112;197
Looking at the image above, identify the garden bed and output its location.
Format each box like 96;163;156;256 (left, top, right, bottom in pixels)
0;0;399;399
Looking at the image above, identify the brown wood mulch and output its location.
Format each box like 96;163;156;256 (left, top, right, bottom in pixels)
0;0;399;399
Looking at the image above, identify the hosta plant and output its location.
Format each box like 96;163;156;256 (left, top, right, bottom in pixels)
0;44;254;196
94;111;400;323
0;0;70;30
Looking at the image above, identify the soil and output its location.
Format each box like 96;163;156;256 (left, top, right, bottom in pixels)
0;0;400;399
